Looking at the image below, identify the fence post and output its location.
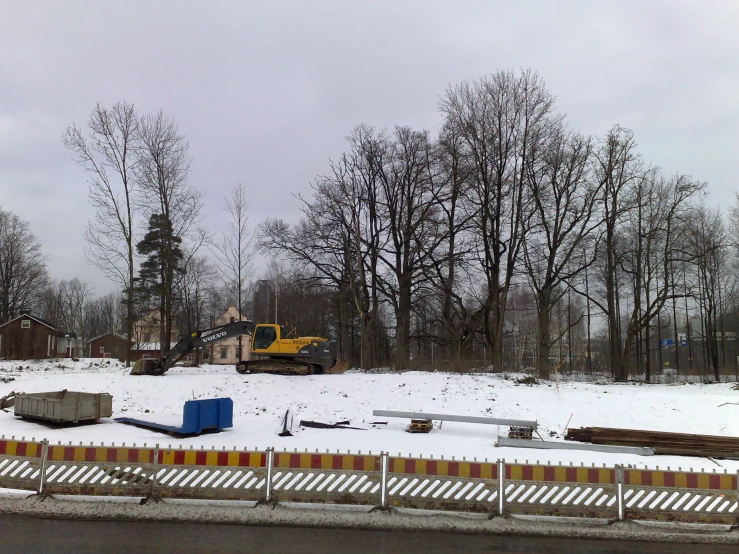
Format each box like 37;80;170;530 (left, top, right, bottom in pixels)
265;447;274;503
150;444;160;497
498;459;505;516
380;452;389;508
37;439;49;495
616;465;624;521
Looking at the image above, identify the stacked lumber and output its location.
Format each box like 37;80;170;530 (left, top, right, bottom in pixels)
566;427;739;459
407;419;433;433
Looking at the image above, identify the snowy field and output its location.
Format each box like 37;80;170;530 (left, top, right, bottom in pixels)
2;359;739;472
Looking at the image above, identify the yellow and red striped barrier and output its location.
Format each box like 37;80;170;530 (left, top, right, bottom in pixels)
507;463;615;485
0;438;44;492
624;468;736;491
389;457;497;479
35;443;267;468
0;439;42;458
2;436;738;524
274;452;379;472
46;444;154;464
158;448;266;467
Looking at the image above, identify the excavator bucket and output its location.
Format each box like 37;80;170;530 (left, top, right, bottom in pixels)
0;391;16;410
325;359;349;374
129;359;165;376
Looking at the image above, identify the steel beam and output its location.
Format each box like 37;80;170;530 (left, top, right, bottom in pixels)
497;436;654;455
372;410;537;429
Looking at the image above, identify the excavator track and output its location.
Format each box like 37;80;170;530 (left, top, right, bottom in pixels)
237;359;316;376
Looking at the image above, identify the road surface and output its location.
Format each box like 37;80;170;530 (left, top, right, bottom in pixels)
1;514;736;553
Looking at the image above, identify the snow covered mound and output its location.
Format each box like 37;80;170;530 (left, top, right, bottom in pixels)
1;360;738;471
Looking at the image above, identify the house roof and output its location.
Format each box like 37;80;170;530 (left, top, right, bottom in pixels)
87;333;128;344
215;306;249;325
0;312;61;332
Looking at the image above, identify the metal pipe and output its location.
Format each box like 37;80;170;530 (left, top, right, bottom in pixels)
151;444;160;496
265;447;274;502
37;440;48;495
616;466;624;521
380;451;388;508
498;459;505;516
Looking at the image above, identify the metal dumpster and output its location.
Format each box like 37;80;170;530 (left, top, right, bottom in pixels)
14;390;113;424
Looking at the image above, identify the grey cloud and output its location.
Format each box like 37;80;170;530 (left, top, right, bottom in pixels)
0;0;737;293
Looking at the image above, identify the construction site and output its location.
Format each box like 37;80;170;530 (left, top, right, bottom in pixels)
2;356;739;532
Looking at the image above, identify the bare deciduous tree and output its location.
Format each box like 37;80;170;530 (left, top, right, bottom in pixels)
376;126;443;369
440;69;555;371
0;208;49;323
39;278;91;338
689;203;726;380
522;126;599;378
62;102;138;365
592;126;640;380
618;173;703;380
175;254;218;364
82;292;122;348
425;123;480;367
212;182;254;361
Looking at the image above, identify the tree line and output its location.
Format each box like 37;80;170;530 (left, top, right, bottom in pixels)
1;69;735;381
260;69;736;381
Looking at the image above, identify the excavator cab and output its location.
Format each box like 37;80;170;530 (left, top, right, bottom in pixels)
252;324;278;350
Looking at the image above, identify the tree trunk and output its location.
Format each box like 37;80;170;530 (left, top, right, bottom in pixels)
606;262;624;380
537;288;551;379
338;279;350;365
395;275;412;370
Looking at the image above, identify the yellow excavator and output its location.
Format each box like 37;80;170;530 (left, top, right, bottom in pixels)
130;321;347;376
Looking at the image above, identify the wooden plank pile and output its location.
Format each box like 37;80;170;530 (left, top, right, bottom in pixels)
508;426;534;440
407;419;433;433
566;427;739;459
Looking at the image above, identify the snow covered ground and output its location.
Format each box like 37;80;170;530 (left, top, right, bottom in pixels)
2;359;738;472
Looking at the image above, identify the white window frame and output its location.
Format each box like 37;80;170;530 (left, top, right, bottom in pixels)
100;346;105;354
21;319;30;329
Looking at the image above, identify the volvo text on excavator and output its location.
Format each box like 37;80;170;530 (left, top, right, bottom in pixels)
129;320;347;376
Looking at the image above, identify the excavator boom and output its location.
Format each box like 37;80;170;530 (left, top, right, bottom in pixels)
130;320;255;375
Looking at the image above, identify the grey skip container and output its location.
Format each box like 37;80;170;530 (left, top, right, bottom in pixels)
14;390;112;424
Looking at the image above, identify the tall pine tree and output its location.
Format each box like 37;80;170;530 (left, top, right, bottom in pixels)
135;214;184;355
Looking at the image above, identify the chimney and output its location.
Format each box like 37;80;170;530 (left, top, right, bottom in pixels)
19;307;31;316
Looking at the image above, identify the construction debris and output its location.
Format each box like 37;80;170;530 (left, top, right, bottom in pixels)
566;427;739;459
299;420;366;430
407;419;432;433
278;409;293;437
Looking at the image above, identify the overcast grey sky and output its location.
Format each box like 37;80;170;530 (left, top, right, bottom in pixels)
1;0;737;296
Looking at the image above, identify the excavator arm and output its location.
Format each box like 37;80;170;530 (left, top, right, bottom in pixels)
130;320;255;375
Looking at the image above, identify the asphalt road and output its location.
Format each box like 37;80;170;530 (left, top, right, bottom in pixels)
1;514;737;553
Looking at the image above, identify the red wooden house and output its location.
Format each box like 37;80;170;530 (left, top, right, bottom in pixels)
0;310;66;359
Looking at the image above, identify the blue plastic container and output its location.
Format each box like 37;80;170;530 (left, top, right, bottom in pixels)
115;397;233;436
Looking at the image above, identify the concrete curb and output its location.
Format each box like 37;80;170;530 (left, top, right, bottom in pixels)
0;495;737;544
